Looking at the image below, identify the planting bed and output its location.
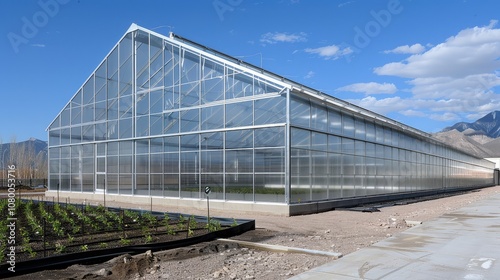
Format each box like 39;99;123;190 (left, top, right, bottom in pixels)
0;199;253;277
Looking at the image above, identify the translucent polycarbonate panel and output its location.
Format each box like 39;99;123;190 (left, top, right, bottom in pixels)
254;96;286;125
355;117;366;140
118;174;132;194
107;142;118;155
119;155;133;173
291;128;310;148
108;71;119;100
149;137;162;153
226;69;253;99
136;30;149;91
181;50;200;83
181;134;199;151
71;126;81;144
71;106;81;125
226;174;253;201
254;77;282;95
328;135;341;153
310;102;327;131
342;114;354;137
255;148;284;173
201;174;223;199
226;150;253;173
150;114;163;136
70;175;82;192
82;174;93;192
82;75;94;105
95;122;106;141
150;35;163;87
164;87;179;110
61;106;70;126
225;101;253;128
119;118;132;139
328;108;341;134
119;95;132;118
49;147;60;159
180;81;200;108
226;129;253;149
365;121;375;141
164;153;179;173
164;111;179;135
135;174;149;195
201;132;223;150
355;140;365;156
201;150;223;173
120;60;133;97
82;104;94;123
107;156;118;173
105;174;118;194
164;136;179;152
136;115;149;137
375;124;384;143
164;174;179;197
60;174;70;191
95;63;106;102
254;174;285;203
254;127;285;148
311;132;327;151
150;90;163;114
201;58;224;103
180;108;199;132
150;174;163;196
95;101;106;121
180;173;199;198
290;95;310;127
136;92;149;115
150;153;163;173
71;90;82;107
61;128;70;145
201;105;223;130
164;43;179;86
342;138;355;155
181;152;198;173
136;154;149;173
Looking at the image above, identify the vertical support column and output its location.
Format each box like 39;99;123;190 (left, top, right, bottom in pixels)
285;88;291;205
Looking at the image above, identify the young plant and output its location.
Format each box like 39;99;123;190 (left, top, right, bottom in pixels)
55;242;66;254
80;244;89;251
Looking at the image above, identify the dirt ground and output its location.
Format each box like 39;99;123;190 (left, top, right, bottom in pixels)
9;185;500;280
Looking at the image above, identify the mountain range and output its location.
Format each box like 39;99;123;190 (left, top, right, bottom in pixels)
0;138;48;169
433;111;500;158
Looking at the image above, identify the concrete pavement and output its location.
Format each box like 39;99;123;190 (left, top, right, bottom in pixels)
290;191;500;280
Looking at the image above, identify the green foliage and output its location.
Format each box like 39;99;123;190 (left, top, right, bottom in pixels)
55;242;66;254
80;244;88;251
206;219;222;232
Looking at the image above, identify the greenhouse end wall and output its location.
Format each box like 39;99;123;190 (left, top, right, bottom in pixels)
46;24;496;215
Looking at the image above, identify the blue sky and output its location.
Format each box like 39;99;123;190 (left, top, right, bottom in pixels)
1;0;500;142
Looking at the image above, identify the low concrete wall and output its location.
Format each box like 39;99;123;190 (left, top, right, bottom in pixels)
44;191;291;216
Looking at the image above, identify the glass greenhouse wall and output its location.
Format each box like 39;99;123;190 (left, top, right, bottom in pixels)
47;24;495;209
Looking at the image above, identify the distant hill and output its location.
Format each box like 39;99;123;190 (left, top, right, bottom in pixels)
434;111;500;158
442;111;500;138
0;138;48;169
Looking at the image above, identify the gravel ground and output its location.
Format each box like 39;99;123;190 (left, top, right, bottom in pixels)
9;185;500;280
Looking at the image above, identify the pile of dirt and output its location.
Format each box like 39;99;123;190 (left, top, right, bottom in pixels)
8;185;500;280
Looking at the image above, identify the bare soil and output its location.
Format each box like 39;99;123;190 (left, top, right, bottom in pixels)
9;185;500;280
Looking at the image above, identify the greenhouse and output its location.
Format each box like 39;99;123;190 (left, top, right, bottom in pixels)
46;24;495;215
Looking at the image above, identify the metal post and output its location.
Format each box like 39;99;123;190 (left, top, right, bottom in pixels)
103;178;106;209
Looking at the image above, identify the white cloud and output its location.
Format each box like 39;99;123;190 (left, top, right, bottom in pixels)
346;96;407;115
305;45;353;60
375;20;500;79
304;71;315;79
371;20;500;124
384;43;425;54
336;82;397;95
260;32;307;44
31;44;46;48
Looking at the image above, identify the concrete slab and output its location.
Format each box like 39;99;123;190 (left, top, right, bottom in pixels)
290;192;500;280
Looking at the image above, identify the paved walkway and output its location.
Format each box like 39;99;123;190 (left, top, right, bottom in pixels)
290;192;500;280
